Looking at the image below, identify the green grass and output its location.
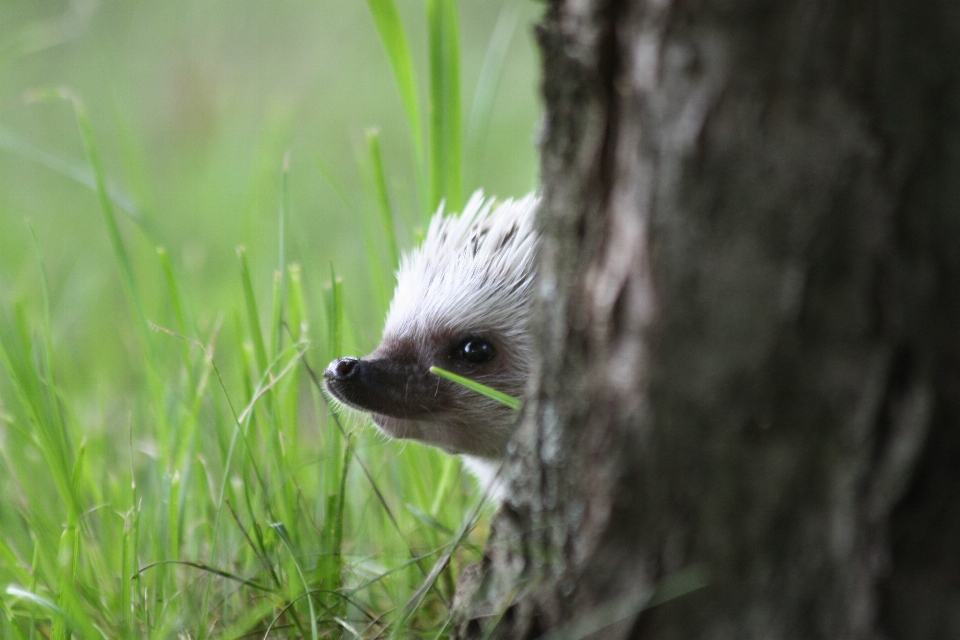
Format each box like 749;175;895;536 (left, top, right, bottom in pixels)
0;0;539;636
429;367;521;411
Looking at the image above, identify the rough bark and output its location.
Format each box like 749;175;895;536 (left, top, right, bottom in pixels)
455;0;960;638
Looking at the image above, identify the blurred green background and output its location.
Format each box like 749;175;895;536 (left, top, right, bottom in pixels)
0;0;540;636
0;0;539;391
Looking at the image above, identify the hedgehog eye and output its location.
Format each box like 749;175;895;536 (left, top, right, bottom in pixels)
456;338;495;364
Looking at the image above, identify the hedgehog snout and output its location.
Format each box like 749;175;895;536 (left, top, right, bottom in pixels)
323;357;369;410
327;357;360;380
322;357;365;409
323;355;443;420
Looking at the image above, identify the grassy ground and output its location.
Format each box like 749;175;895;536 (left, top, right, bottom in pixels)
0;0;540;636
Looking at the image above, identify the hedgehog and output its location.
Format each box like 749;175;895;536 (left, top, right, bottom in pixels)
324;191;539;497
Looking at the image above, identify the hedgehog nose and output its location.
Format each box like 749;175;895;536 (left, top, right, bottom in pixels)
326;357;360;380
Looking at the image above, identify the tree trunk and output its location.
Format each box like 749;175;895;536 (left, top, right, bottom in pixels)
455;0;960;638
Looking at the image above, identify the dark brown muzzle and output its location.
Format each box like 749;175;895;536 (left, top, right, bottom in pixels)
324;357;446;419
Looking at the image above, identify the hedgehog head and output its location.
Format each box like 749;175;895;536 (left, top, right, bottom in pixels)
324;191;538;467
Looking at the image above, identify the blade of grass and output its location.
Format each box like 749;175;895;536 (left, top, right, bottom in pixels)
325;264;344;361
238;246;270;377
315;158;390;312
365;0;425;198
4;585;94;639
56;89;173;454
391;487;490;636
429;456;459;517
404;504;454;537
266;267;299;531
365;0;423;156
0;597;29;640
25;223;80;516
54;525;105;639
270;269;284;370
0;536;32;587
426;0;463;216
270;522;319;640
367;129;401;273
429;366;520;410
0;305;80;520
133;560;271;592
196;336;305;636
127;417;142;631
466;1;521;188
60;90;148;343
224;500;282;590
315;264;352;616
332;439;352;590
287;264;307;343
156;247;190;364
275;152;291;358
